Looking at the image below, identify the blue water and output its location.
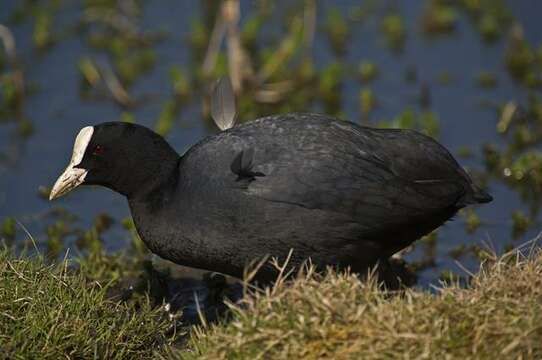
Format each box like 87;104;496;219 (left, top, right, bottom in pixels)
1;0;541;287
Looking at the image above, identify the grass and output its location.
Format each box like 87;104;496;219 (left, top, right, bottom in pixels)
0;249;175;359
182;246;542;359
1;244;542;359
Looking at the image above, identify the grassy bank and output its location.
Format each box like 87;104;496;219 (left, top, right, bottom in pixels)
0;249;174;359
183;248;542;359
1;247;541;359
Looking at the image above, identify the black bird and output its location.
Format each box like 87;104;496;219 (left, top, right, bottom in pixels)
50;82;492;282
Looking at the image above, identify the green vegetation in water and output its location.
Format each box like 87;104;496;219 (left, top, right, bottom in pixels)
463;208;482;233
381;12;406;52
409;231;438;271
188;20;210;56
511;210;532;239
482;91;542;217
421;0;458;35
122;217;148;256
419;0;512;42
457;0;513;43
358;60;379;83
359;87;377;119
152;66;193;135
45;220;71;257
32;8;54;50
318;62;343;115
0;74;22;118
0;27;31;136
155;100;181;136
1;217;16;242
9;1;62;50
504;26;542;88
120;111;136;123
241;15;264;52
476;70;498;88
457;145;474;158
324;8;350;56
437;70;454;85
170;66;191;102
74;0;165;110
378;108;440;138
115;49;157;87
448;243;469;259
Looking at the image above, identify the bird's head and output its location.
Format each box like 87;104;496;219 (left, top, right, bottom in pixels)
49;122;178;200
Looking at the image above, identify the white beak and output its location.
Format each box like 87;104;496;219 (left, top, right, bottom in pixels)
49;126;94;200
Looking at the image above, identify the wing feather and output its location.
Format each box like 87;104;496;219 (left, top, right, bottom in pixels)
238;124;468;230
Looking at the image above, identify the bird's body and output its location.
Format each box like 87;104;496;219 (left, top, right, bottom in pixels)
114;113;490;281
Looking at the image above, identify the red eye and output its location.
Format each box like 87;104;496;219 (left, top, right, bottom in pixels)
92;145;104;156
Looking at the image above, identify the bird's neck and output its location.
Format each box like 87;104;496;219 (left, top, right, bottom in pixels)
122;147;180;201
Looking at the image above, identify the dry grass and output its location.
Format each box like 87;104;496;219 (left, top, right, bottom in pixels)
182;247;542;359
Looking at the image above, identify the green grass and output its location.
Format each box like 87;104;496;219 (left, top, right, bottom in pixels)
182;248;542;359
2;245;542;359
0;249;175;359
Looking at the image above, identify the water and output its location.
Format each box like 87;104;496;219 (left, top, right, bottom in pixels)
1;0;541;288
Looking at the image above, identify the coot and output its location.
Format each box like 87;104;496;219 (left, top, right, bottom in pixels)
50;86;491;281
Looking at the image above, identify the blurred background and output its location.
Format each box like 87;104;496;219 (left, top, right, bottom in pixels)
1;0;541;286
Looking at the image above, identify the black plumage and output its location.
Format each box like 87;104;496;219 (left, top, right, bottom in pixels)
53;113;492;282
